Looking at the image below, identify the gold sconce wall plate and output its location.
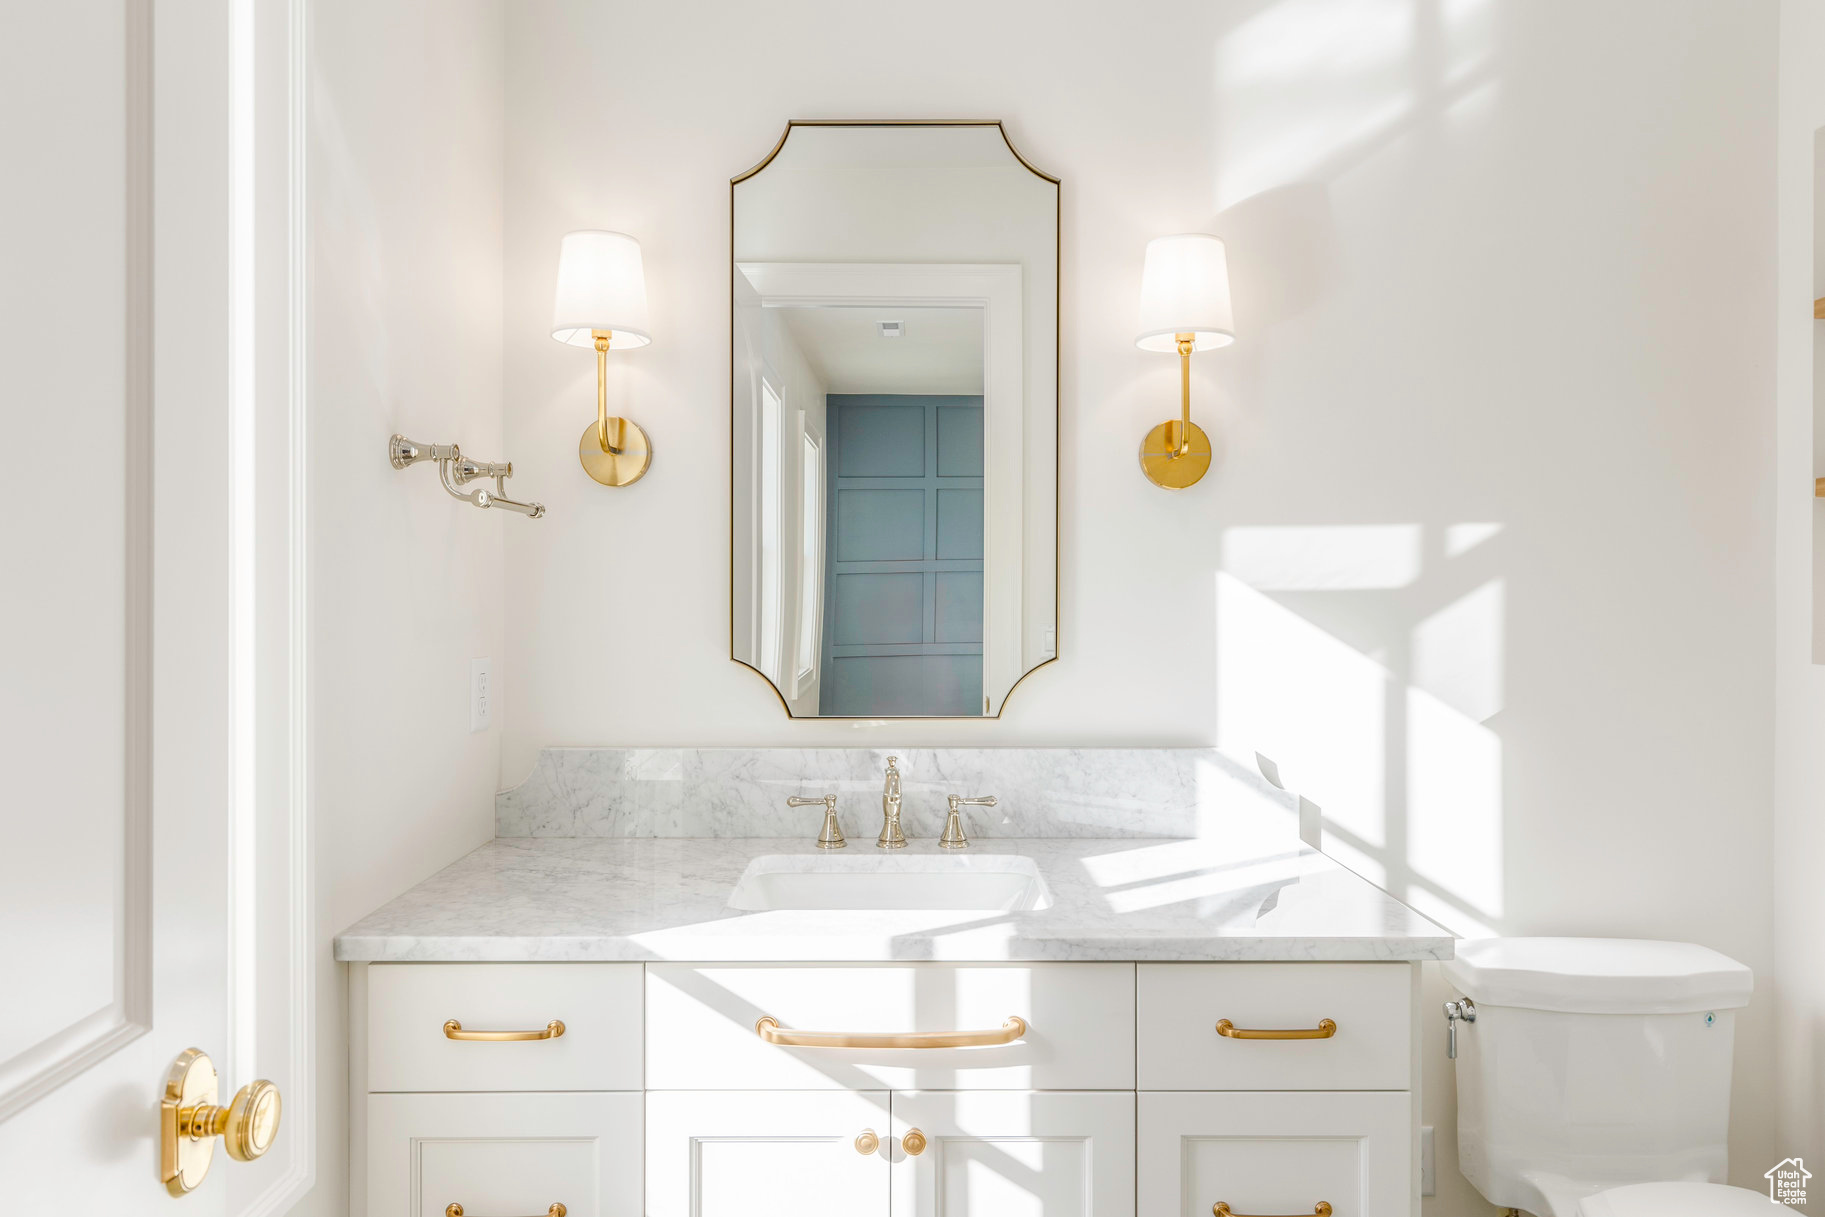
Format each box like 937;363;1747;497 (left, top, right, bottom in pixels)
578;416;651;487
1140;418;1212;489
160;1048;282;1196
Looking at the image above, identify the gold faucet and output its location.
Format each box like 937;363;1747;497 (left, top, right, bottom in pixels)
787;793;845;850
877;756;906;849
939;794;998;850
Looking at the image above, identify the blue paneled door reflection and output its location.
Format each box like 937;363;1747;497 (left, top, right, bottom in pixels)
820;394;984;716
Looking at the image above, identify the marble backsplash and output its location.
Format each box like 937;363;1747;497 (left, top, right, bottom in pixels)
496;747;1297;840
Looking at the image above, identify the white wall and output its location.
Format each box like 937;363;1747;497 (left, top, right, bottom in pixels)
296;4;506;1213
497;1;1779;1208
1775;0;1825;1178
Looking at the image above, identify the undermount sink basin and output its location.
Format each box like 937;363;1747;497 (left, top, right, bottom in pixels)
728;853;1053;912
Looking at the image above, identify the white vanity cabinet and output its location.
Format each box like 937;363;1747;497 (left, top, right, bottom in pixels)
352;960;1422;1217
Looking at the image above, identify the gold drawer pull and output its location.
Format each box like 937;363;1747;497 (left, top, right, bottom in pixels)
445;1205;565;1217
902;1127;928;1156
1215;1018;1336;1040
443;1019;566;1042
1213;1204;1330;1217
754;1014;1027;1049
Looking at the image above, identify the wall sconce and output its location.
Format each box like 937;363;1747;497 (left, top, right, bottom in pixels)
552;230;652;487
1135;233;1234;489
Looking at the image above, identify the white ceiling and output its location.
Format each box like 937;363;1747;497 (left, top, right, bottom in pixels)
777;306;984;396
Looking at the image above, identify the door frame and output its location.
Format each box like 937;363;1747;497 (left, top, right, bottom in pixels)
242;0;315;1209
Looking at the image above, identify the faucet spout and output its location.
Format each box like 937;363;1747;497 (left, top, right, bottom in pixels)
877;756;906;849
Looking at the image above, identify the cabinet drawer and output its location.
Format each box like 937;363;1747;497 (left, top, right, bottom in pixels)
367;1091;642;1217
1139;1090;1411;1217
1138;963;1410;1090
646;963;1135;1090
368;963;643;1093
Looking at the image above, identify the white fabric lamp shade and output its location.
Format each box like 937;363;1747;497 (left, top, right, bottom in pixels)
1134;233;1234;352
551;229;652;348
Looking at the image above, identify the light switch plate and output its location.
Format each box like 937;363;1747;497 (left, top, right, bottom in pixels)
470;658;492;733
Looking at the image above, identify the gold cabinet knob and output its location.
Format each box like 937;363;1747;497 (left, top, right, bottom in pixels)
160;1049;283;1195
902;1128;927;1156
855;1129;880;1155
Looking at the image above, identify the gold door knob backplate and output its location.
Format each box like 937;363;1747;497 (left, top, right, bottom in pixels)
901;1128;927;1156
160;1049;283;1196
855;1129;880;1155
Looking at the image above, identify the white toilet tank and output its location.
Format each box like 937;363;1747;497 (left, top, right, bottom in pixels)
1445;938;1754;1217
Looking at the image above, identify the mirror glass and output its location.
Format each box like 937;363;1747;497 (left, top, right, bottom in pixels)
731;122;1058;718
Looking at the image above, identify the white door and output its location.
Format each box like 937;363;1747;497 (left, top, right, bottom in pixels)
1137;1091;1412;1217
646;1090;892;1217
889;1091;1135;1217
0;0;308;1211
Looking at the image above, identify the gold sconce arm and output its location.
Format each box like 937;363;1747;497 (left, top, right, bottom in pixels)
577;328;651;486
1140;332;1213;489
1177;334;1194;456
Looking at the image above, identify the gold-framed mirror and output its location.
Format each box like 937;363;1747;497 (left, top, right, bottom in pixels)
731;121;1059;718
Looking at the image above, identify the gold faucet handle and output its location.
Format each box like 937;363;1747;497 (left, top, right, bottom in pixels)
940;794;997;849
788;794;845;849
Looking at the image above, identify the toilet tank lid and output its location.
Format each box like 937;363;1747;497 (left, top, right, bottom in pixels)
1443;937;1753;1014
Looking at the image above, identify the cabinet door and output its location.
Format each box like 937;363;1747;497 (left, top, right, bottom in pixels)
890;1091;1135;1217
367;1091;642;1217
646;1089;891;1217
1138;1091;1410;1217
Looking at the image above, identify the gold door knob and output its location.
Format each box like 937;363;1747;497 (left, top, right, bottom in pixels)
855;1129;880;1155
160;1049;283;1195
902;1128;927;1156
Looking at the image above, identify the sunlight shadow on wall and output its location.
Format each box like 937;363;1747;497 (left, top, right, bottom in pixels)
1215;528;1507;937
1215;572;1390;886
1213;0;1421;210
1224;524;1422;590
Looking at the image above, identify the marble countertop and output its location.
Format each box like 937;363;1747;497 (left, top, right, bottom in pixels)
334;836;1455;963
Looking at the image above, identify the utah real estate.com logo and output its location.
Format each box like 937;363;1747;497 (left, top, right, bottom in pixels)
1768;1157;1811;1206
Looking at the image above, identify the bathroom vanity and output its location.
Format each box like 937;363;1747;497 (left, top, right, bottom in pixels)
336;829;1452;1217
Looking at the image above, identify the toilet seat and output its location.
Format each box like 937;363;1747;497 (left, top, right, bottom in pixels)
1576;1182;1783;1216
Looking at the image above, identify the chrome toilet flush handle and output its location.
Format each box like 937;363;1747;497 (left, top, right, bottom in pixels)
1444;997;1476;1059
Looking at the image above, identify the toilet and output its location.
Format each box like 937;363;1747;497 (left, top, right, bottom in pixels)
1444;937;1773;1216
